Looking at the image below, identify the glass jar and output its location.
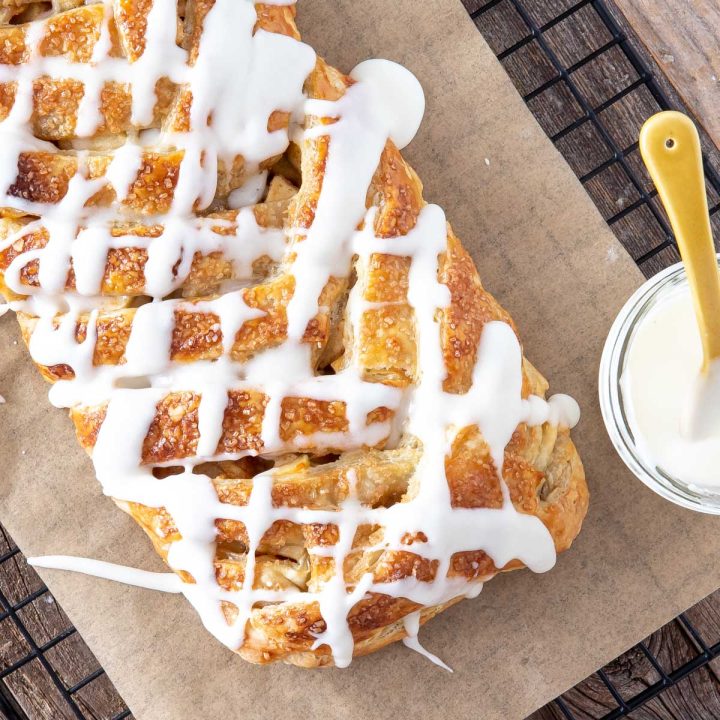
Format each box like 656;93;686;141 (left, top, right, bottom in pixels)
599;257;720;514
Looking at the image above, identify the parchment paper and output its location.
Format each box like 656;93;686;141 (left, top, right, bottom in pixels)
1;2;717;719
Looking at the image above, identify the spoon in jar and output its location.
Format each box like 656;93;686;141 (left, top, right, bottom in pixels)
640;111;720;440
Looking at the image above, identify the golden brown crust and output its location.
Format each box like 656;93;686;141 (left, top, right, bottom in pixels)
0;195;291;300
2;2;588;667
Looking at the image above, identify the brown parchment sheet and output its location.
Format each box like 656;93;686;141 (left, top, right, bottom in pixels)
1;1;718;719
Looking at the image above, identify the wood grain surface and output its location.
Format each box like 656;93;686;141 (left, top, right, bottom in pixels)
0;526;130;719
609;0;720;151
1;1;720;719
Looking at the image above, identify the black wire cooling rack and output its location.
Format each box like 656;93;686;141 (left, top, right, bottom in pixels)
2;1;720;719
469;0;720;278
0;532;131;719
467;0;720;718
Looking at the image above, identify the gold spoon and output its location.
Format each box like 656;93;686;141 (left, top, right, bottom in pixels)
640;111;720;439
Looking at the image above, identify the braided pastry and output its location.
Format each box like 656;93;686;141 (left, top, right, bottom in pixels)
0;0;588;667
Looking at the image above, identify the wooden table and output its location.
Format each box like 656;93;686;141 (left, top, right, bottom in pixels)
610;0;720;154
2;1;720;718
469;1;720;717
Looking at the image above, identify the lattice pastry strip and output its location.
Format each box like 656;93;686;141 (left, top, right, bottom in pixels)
0;0;82;25
0;183;292;301
0;0;588;668
0;2;296;139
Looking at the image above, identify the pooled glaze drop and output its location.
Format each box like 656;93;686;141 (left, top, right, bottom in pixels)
350;59;425;150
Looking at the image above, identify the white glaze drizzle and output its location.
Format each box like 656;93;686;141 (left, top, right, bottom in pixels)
0;201;287;310
2;0;581;668
228;171;270;209
402;611;453;672
28;555;184;593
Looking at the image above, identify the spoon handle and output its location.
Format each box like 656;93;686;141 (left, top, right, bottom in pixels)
640;111;720;370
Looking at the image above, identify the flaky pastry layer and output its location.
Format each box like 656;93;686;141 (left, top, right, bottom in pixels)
0;0;588;667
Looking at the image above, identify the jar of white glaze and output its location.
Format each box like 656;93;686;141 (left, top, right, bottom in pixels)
600;256;720;514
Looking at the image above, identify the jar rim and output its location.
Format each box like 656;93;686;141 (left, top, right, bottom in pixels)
599;256;720;514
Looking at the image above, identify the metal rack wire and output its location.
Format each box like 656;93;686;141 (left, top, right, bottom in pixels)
469;0;720;278
0;537;131;719
467;0;720;717
1;1;719;719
